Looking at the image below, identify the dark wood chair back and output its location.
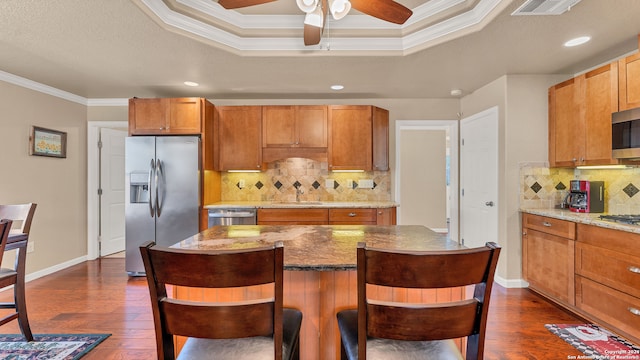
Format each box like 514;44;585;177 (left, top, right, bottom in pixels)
0;203;37;235
357;241;501;360
0;219;12;260
140;241;286;360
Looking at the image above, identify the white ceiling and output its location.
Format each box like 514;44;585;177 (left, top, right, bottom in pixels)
0;0;639;100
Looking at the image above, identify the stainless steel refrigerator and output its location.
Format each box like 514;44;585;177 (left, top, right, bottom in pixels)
125;136;201;276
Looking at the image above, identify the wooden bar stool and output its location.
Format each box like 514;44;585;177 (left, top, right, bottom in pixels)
0;203;37;341
337;241;501;360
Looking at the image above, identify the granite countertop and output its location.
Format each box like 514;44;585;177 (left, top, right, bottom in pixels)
520;208;640;234
204;201;399;209
172;225;461;271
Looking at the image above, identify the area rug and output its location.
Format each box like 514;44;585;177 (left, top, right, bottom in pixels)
546;324;640;359
0;333;110;360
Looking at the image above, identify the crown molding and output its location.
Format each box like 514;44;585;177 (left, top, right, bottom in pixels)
137;0;507;55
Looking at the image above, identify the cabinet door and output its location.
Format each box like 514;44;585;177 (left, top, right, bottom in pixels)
376;207;396;225
215;106;262;171
263;106;296;147
297;106;327;147
168;98;201;134
328;105;373;171
522;227;575;305
549;79;582;167
619;52;640;111
129;98;167;135
583;64;618;165
328;208;377;224
372;106;389;171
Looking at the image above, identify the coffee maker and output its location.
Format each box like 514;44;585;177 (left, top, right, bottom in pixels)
565;180;604;213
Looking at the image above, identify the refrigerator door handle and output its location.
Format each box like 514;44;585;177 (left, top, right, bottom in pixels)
149;159;156;218
155;158;164;218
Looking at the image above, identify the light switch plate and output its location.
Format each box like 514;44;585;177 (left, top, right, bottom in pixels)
359;179;374;189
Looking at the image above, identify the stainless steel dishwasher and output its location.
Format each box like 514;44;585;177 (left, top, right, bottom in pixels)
208;208;257;227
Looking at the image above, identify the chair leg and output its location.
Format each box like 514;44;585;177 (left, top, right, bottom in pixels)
15;248;33;341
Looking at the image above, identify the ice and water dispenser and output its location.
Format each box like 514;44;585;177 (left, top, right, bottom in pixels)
129;172;150;203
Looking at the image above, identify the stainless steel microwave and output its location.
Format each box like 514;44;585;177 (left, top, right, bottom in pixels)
612;107;640;159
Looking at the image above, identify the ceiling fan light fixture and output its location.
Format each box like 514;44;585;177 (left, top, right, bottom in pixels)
304;5;324;28
329;0;351;20
297;0;319;13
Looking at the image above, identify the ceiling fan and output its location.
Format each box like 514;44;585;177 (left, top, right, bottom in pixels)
217;0;413;46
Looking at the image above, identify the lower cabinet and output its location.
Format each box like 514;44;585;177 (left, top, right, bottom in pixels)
257;207;396;225
522;213;640;344
521;213;576;306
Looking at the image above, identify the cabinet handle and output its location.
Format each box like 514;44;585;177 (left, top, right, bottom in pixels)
542;221;552;227
572;158;577;162
629;307;640;316
348;212;357;217
629;266;640;274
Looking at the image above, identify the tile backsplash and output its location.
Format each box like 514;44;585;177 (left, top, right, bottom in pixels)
221;158;391;202
520;162;640;214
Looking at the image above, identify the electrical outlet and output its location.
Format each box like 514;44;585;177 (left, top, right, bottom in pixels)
358;179;374;189
27;242;35;253
238;179;245;189
347;179;353;189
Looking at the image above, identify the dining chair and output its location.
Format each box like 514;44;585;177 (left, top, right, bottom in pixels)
0;219;12;263
0;203;37;341
337;241;501;360
140;241;303;360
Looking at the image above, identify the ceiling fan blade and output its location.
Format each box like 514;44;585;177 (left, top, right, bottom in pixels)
350;0;412;24
303;0;326;46
218;0;276;9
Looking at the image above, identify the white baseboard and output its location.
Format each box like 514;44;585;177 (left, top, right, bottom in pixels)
25;256;88;283
495;275;529;288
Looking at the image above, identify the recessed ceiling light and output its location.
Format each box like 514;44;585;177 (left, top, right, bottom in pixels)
450;89;462;96
331;85;344;90
564;36;591;47
184;81;199;87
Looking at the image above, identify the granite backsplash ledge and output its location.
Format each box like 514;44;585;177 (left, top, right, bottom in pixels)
221;158;391;203
520;162;640;214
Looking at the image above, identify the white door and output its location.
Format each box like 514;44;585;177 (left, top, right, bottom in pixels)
460;107;499;248
100;128;127;256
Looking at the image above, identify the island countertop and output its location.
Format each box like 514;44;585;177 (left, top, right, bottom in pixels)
172;225;462;271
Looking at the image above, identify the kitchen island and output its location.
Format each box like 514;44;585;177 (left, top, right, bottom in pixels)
171;225;464;360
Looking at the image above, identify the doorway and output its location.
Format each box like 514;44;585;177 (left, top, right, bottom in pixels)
87;121;128;259
459;107;499;248
395;120;459;241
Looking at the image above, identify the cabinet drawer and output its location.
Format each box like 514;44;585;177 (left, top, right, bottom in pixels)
522;213;575;239
329;208;377;223
576;242;640;299
577;223;640;258
576;276;640;342
257;208;328;223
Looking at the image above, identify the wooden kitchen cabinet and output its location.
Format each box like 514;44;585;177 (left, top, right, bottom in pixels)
376;207;397;225
329;208;377;225
575;223;640;343
257;208;328;225
214;106;262;171
129;97;204;135
328;105;389;171
258;206;396;225
263;106;327;148
549;63;618;167
619;51;640;111
521;213;576;305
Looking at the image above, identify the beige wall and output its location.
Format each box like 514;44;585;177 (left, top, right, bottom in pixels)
0;80;88;274
461;74;567;285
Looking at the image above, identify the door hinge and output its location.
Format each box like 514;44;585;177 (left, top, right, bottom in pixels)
461;238;465;246
97;140;103;149
98;188;103;196
461;188;464;196
461;138;465;146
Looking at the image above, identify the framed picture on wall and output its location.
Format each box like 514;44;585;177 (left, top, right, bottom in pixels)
30;126;67;158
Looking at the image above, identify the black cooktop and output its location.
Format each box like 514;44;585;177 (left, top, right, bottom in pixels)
599;214;640;225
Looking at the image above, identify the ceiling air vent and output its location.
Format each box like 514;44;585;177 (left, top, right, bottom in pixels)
512;0;582;15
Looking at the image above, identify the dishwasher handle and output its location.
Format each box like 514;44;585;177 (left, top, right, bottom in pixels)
208;210;256;218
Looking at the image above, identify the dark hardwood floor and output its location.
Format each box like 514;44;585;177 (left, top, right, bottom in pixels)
0;258;587;359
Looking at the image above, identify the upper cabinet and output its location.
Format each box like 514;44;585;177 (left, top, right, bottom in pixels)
328;105;389;171
129;98;204;135
619;51;640;111
263;106;327;148
549;63;619;167
214;106;262;171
